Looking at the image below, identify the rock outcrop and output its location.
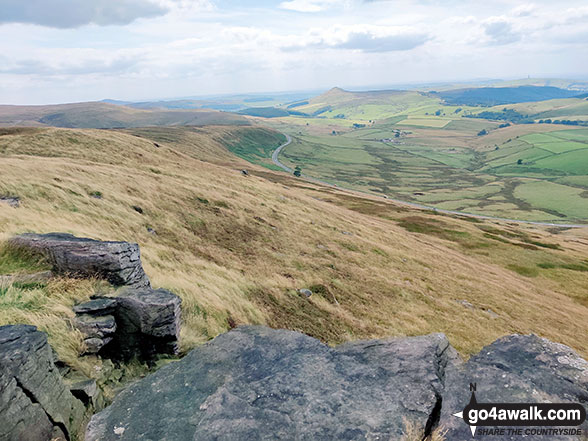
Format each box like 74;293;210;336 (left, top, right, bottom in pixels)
440;334;588;440
72;290;181;361
111;288;182;361
87;326;588;441
87;326;456;440
9;233;150;288
0;325;85;441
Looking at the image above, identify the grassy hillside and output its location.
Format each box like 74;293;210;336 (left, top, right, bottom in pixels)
0;102;249;128
1;125;588;382
476;98;588;122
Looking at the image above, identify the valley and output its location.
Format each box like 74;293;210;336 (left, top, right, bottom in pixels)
235;87;588;224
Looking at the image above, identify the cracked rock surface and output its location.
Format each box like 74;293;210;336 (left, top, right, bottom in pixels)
0;324;85;441
9;232;150;288
440;334;588;440
87;326;455;441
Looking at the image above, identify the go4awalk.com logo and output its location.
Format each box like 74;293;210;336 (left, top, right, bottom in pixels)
452;383;586;437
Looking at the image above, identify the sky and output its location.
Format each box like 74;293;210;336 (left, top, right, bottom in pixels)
0;0;587;104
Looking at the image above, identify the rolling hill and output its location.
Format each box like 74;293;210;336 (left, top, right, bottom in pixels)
0;101;249;129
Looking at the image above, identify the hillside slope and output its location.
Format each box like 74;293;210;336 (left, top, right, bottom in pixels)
0;102;249;128
1;125;588;371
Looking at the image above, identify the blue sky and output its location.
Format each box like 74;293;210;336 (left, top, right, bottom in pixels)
0;0;587;104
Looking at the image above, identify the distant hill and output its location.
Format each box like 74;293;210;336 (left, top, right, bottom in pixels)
237;107;291;118
101;92;313;112
0;102;249;128
291;87;438;120
437;86;581;106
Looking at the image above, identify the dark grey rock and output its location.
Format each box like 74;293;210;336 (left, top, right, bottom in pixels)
73;298;117;316
131;205;143;214
69;378;104;411
9;232;150;288
440;334;588;440
86;326;453;441
108;288;181;361
0;196;20;208
0;324;85;441
74;314;116;339
84;337;113;354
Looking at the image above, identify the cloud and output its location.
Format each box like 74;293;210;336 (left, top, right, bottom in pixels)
0;0;169;28
282;26;430;52
483;19;521;45
279;0;337;13
512;3;536;17
335;31;430;52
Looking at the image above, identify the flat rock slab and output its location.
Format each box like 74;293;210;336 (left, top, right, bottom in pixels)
87;326;454;441
10;233;150;288
0;324;85;441
73;298;117;316
440;334;588;440
74;314;117;338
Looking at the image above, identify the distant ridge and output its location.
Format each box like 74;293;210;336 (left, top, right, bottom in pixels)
437;85;581;106
0;101;249;128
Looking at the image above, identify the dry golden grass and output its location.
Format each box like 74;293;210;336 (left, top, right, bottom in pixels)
1;125;587;373
401;419;446;441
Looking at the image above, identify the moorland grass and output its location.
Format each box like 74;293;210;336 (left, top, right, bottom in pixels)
1;125;588;371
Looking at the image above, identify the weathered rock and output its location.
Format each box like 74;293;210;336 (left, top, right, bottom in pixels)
107;288;181;361
298;288;313;297
0;324;85;441
0;196;20;208
86;326;453;440
69;378;104;411
440;334;588;440
84;337;113;354
74;314;117;355
73;298;117;316
9;233;150;288
74;314;116;339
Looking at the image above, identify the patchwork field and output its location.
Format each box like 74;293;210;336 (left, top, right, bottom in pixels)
247;89;588;223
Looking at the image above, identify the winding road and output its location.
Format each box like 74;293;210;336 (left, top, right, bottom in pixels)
271;133;293;173
271;133;587;229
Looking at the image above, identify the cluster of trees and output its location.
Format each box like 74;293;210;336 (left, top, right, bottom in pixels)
538;119;588;126
466;108;534;124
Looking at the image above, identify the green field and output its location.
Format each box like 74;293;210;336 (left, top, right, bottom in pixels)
234;89;588;223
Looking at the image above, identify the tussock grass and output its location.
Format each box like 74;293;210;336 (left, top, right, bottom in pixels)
401;419;446;441
0;276;100;374
0;241;51;274
0;125;588;370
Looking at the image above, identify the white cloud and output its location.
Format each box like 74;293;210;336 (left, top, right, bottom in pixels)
279;0;338;13
0;0;213;28
281;25;430;52
483;18;521;45
1;0;587;104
